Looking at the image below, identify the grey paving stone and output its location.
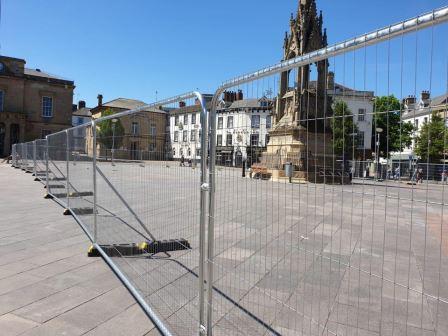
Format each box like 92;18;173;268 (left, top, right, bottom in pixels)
0;164;157;335
0;313;39;336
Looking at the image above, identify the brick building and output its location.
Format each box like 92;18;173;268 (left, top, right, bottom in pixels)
0;55;74;157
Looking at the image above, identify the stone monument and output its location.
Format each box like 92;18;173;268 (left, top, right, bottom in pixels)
256;0;343;183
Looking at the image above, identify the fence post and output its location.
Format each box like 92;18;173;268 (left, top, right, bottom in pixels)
92;120;98;243
64;130;70;215
44;137;51;198
33;141;37;176
206;92;222;336
195;92;208;335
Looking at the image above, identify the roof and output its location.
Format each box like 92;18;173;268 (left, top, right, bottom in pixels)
97;98;166;114
431;93;448;106
73;107;92;117
228;98;269;109
24;68;74;84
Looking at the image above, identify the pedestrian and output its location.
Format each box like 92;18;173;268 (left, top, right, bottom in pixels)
441;169;447;184
416;168;423;184
394;166;400;180
180;155;185;167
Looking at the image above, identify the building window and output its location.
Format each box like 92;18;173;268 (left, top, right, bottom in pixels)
226;133;232;146
190;130;197;142
183;130;188;142
42;129;51;139
260;100;268;107
131;122;139;135
199;129;202;142
357;131;365;148
42;96;53;117
265;134;270;145
175;115;179;126
251;115;260;128
184;114;188;125
191;114;196;124
250;134;259;147
424;117;428;124
149;143;156;151
227;116;234;129
266;115;272;129
188;148;191;156
415;119;419;129
196;148;201;157
174;131;179;142
76;117;84;126
358;108;365;122
0;90;4;112
150;124;156;137
218;117;223;129
217;134;222;146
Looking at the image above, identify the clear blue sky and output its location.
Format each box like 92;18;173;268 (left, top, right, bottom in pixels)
1;0;447;107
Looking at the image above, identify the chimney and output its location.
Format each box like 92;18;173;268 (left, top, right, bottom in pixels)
72;104;77;112
78;100;86;109
97;94;103;107
404;95;416;110
179;101;186;107
237;90;243;101
327;71;335;90
421;90;431;107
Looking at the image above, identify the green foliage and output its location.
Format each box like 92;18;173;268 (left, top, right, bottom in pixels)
96;109;125;150
330;100;359;157
372;95;414;155
415;112;448;163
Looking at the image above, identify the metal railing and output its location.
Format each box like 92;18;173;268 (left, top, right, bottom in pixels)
9;6;448;336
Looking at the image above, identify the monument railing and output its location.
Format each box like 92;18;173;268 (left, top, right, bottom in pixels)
9;5;448;336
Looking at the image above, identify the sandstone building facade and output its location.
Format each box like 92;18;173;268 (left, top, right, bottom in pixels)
0;55;74;157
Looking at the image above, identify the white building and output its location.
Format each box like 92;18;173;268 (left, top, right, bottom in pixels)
169;100;206;164
215;94;273;166
326;81;374;152
402;91;448;152
168;92;273;166
71;100;91;153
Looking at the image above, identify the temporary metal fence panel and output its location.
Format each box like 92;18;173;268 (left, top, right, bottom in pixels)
206;6;448;336
92;93;208;335
46;131;69;207
34;139;47;183
20;142;27;171
24;141;34;173
11;143;17;168
65;125;96;239
9;6;448;336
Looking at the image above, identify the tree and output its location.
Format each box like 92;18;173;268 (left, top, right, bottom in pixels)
96;109;125;150
415;112;448;163
331;100;359;158
372;95;414;155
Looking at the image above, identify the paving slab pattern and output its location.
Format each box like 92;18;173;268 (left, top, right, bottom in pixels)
0;163;157;336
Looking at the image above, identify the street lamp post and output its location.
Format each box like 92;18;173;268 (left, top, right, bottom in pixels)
375;127;383;181
111;118;118;166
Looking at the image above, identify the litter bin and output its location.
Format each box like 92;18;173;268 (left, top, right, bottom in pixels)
285;162;294;183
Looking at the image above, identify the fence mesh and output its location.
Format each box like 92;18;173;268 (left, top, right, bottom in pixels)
206;12;448;336
8;6;448;336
